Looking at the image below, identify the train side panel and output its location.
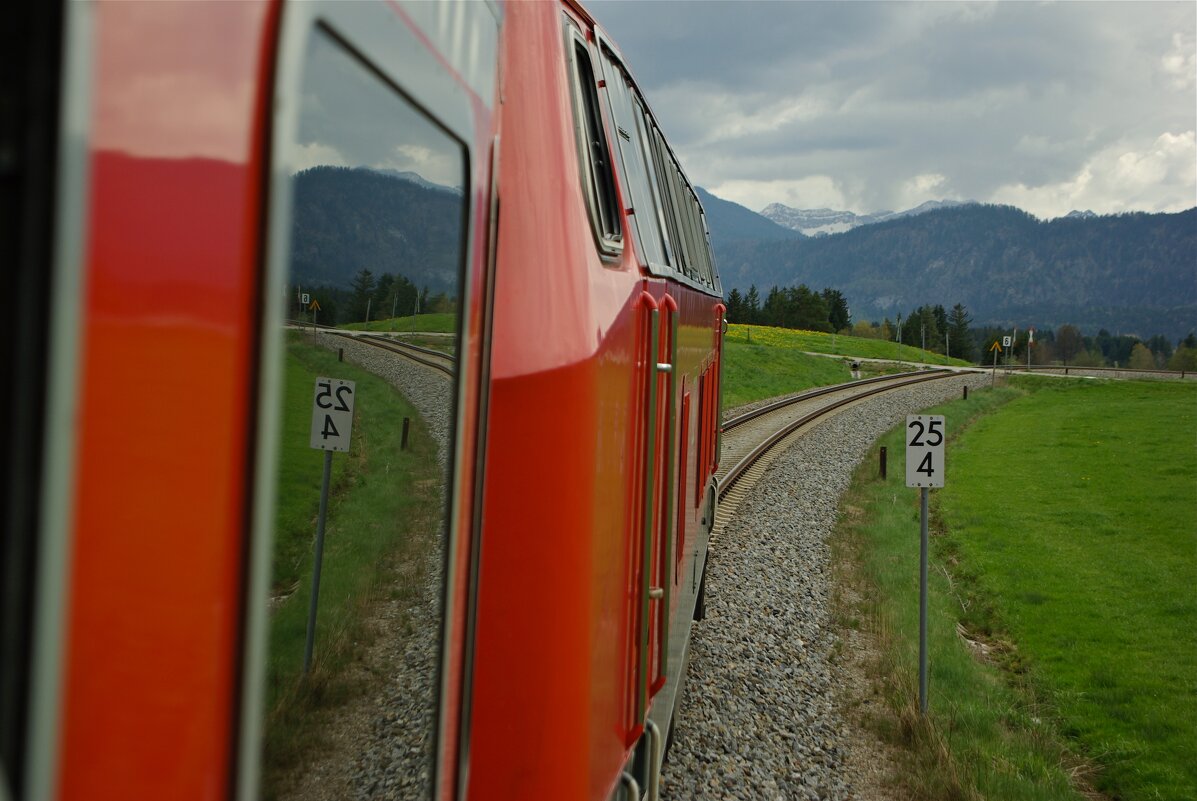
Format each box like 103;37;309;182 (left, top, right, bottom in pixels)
467;1;724;797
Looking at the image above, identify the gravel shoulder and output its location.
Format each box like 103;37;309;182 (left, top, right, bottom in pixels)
662;374;987;800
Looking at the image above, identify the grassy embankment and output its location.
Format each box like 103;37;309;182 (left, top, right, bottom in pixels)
728;323;974;367
341;311;456;333
263;332;443;796
723;323;971;409
834;377;1196;801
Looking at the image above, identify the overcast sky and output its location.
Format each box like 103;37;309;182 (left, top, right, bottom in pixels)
589;1;1196;220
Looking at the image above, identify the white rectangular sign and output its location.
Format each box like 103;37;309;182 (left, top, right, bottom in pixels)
1002;335;1012;347
905;414;945;488
310;377;356;452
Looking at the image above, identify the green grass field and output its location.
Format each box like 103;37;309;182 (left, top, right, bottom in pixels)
722;322;962;409
728;323;973;366
939;378;1197;800
835;377;1197;801
341;312;456;333
723;341;853;408
263;333;444;796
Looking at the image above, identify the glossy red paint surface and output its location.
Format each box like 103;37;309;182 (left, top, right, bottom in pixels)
466;2;723;798
58;3;274;798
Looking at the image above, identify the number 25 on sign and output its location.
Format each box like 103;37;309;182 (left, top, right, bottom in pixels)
310;377;356;452
905;414;945;488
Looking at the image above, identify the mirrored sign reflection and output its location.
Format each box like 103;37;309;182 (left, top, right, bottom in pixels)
262;28;465;799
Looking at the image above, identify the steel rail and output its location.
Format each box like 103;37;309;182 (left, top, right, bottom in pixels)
723;370;947;433
328;331;455;378
360;334;455;363
717;370;956;502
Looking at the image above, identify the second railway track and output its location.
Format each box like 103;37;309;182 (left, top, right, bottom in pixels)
331;331;457;377
714;370;958;537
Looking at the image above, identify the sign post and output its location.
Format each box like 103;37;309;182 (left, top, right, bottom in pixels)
906;414;945;715
308;298;322;342
989;340;1002;386
304;377;356;673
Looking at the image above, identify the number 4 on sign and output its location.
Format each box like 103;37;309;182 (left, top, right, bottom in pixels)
905;415;945;488
310;377;356;452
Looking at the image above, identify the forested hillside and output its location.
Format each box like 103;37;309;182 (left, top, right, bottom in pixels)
289;166;463;294
710;204;1196;340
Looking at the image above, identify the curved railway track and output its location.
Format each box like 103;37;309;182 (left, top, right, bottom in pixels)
328;331;457;378
713;370;958;534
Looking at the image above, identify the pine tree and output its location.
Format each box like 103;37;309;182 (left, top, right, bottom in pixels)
351;268;376;322
745;285;761;324
947;304;974;361
726;288;744;323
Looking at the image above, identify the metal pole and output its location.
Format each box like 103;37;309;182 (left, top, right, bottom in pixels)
365;297;372;324
992;346;998;387
304;450;334;674
919;485;929;715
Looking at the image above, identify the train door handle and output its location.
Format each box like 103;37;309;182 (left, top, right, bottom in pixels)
635;292;660;726
655;295;679;690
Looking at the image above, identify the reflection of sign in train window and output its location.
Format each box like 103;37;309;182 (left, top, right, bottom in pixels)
263;24;469;799
309;377;354;452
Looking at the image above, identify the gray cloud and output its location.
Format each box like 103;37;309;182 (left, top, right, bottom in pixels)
590;1;1196;218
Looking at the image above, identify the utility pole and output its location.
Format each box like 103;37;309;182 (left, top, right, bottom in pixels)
945;329;950;359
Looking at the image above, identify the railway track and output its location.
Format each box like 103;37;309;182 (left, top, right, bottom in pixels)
713;370;957;534
329;331;457;378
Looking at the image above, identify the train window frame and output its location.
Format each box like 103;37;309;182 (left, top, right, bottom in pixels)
564;24;623;259
632;99;679;270
250;4;495;798
595;37;671;275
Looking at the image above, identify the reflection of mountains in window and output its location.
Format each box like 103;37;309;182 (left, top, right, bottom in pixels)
290;166;463;294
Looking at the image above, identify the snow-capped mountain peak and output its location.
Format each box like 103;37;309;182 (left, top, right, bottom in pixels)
760;199;972;237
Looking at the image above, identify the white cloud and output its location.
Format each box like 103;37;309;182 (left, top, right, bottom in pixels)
897;173;952;210
291;141;348;173
1161;31;1196;90
709;175;850;213
989;131;1196;218
371;144;461;188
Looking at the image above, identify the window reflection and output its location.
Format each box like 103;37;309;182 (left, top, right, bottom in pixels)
263;28;465;800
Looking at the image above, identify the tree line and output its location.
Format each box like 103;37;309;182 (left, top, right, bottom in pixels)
290;268;456;326
724;283;1195;370
973;325;1196;370
725;285;850;334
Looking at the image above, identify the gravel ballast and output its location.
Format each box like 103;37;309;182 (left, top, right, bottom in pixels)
284;334;453;801
289;340;984;799
662;374;987;800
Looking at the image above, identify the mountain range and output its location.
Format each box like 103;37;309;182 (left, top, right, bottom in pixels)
287;166;1194;341
289;166;463;295
702;192;1196;341
760;199;971;237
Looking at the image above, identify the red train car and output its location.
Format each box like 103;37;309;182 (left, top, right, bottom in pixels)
1;1;723;800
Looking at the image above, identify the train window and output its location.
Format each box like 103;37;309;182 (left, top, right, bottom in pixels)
260;26;466;798
645;123;685;273
567;33;623;255
597;45;669;271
